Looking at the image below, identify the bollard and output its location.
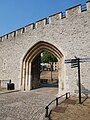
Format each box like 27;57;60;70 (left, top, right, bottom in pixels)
66;93;68;99
56;97;58;106
45;106;49;117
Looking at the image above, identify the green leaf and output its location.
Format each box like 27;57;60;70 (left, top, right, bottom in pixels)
41;51;57;63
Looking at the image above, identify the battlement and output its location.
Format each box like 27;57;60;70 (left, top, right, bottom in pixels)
0;1;90;42
66;4;81;18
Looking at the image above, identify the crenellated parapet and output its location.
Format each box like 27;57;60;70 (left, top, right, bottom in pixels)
25;23;35;31
0;1;90;42
66;5;81;18
49;12;62;24
36;18;47;28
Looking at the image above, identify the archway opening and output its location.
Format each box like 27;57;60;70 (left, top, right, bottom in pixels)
21;41;64;94
40;51;58;88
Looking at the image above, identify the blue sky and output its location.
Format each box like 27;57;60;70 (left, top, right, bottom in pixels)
0;0;87;36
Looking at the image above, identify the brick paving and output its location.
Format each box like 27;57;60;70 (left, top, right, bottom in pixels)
0;88;58;120
53;106;67;113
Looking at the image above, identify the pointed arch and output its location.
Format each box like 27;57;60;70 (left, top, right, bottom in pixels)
23;41;63;62
21;41;64;92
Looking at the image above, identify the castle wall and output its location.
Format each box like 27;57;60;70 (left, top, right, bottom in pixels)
0;2;90;95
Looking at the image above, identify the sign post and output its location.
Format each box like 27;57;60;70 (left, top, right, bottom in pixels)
77;58;81;104
71;58;81;104
65;57;90;104
65;57;81;103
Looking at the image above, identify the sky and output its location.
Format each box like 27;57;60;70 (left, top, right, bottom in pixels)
0;0;87;36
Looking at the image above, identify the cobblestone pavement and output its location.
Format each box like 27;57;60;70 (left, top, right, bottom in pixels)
0;87;58;120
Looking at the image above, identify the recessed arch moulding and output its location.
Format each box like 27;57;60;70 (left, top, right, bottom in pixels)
21;41;65;95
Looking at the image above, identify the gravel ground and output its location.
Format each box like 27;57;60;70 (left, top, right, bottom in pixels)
0;88;58;120
50;97;90;120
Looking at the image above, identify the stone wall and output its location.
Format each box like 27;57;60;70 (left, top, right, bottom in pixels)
31;55;40;89
0;1;90;95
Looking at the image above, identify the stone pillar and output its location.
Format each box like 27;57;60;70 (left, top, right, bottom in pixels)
27;62;32;90
25;62;28;91
58;58;65;96
21;62;25;90
58;60;62;96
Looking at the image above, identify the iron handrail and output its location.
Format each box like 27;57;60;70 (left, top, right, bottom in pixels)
45;92;70;117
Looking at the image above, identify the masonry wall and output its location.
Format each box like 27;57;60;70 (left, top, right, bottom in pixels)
31;55;40;89
0;2;90;95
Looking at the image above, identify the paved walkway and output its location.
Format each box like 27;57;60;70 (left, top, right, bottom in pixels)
0;87;58;120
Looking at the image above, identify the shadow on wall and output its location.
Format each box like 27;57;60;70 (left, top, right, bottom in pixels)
75;81;90;96
81;84;90;96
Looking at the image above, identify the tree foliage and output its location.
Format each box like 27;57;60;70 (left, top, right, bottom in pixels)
41;51;57;63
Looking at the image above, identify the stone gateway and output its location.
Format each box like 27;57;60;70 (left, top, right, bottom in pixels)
0;1;90;96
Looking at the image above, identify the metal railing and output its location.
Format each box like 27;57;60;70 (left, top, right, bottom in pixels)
45;92;70;117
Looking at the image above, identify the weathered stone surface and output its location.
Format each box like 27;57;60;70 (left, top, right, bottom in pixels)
0;2;90;95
